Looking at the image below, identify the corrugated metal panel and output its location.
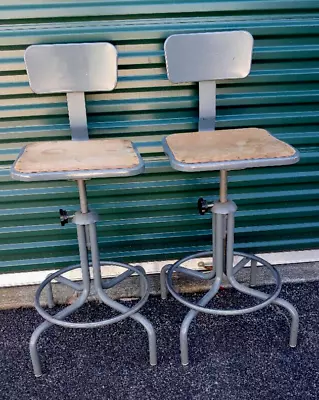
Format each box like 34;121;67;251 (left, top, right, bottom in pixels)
0;1;319;272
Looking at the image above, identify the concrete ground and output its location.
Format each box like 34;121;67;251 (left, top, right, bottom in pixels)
0;281;318;400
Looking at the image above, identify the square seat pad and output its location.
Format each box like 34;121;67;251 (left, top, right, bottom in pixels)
163;128;298;171
12;139;142;179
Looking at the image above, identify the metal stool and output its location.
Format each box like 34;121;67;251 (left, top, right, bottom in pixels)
160;31;300;365
11;43;157;376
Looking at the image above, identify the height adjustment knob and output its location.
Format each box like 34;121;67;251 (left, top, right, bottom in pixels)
59;209;69;226
197;198;213;215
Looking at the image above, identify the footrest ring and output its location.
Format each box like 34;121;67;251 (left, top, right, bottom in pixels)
166;251;282;316
34;261;150;328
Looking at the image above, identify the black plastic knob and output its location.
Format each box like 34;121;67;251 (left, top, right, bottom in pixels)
59;209;69;226
197;197;209;215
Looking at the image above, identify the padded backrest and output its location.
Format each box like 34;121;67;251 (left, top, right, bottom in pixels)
164;31;253;83
24;42;118;94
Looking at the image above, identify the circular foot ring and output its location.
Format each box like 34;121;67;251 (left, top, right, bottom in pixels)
35;261;150;328
166;251;282;316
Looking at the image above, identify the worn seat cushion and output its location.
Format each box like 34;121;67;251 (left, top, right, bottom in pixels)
14;139;140;174
165;128;296;165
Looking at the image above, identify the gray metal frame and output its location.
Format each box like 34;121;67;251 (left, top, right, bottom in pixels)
10;43;155;376
161;172;299;365
161;31;300;365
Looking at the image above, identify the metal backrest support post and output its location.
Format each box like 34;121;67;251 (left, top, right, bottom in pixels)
164;31;253;132
67;92;89;141
198;81;216;131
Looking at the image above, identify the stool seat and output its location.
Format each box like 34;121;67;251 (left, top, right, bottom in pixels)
11;138;144;181
163;128;299;172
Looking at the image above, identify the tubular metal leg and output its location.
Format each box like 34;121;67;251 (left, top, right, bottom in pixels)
161;262;216;301
46;275;55;309
234;285;299;347
101;265;145;297
226;211;299;347
272;298;299;347
180;282;221;366
30;224;91;377
89;223;157;366
30;291;90;377
54;275;83;291
160;264;171;300
180;211;224;365
135;265;147;298
46;274;83;309
227;274;299;347
250;259;257;287
102;269;133;290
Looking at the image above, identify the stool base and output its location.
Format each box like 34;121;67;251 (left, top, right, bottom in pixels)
162;171;299;365
30;204;157;377
162;250;299;365
161;182;299;366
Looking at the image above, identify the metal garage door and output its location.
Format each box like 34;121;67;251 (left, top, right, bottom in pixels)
0;0;319;272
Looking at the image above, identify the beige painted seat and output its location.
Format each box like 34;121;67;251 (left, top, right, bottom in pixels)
12;137;143;181
164;127;297;171
14;139;140;174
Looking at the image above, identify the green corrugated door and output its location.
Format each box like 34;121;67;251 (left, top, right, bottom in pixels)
0;1;319;273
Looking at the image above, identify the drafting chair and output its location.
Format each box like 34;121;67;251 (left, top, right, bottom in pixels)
11;43;157;377
160;31;300;365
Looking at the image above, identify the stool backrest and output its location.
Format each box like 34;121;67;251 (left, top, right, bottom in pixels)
164;31;253;131
24;43;118;140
